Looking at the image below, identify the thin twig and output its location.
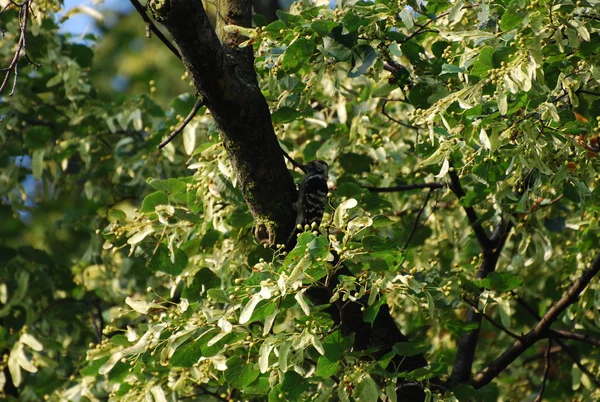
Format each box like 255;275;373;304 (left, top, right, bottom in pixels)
533;340;552;402
128;0;182;60
381;99;418;130
158;97;204;149
576;89;600;97
1;0;40;96
364;182;445;193
550;329;600;347
402;188;434;251
461;297;522;340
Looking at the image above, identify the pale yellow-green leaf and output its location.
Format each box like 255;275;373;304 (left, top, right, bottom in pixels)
8;346;22;387
311;334;325;355
566;28;579;49
125;297;165;314
160;327;196;366
217;316;233;333
127;225;155;245
399;9;414;30
263;311;278;336
347;216;373;236
239;294;264;324
421;146;446;167
183;120;198;155
278;342;291;372
495;297;511;328
333;198;358;228
286;255;310;289
150;385;167;402
435;158;450;178
498;89;508;115
207;331;228;347
130;109;143;131
570;19;590;42
21;334;43;352
258;339;274;373
448;0;465;25
295;291;310;315
479;128;491;150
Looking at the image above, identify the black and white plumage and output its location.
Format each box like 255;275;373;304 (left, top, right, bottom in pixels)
294;160;329;231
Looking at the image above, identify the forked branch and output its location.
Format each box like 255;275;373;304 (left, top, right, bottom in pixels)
471;252;600;388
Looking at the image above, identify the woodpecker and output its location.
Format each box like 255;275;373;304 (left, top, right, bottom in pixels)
294;159;329;231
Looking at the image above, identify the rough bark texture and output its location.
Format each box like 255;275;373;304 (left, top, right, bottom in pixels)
148;0;297;245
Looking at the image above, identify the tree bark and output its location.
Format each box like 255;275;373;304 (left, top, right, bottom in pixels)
148;0;297;245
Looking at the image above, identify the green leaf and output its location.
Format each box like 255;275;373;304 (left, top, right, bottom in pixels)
392;341;428;357
362;235;399;252
80;356;110;377
311;20;339;37
348;45;378;78
46;73;62;88
444;319;480;336
475;272;523;292
225;356;260;389
323;330;353;361
148;244;188;275
471;47;494;78
363;295;385;324
23;126;53;149
275;10;302;26
108;209;127;222
170;93;196;116
352;375;378;402
339;152;372;174
32;149;44;180
140;191;169;214
307;236;329;260
147;178;187;195
336;183;366;198
207;289;231;304
316;355;339;378
169;340;202;367
343;11;369;33
272;106;304;124
500;5;523;31
452;384;476;401
282;38;315;74
440;64;465;75
323;37;352;61
264;20;286;34
408;82;435;109
182;268;221;302
243;374;271;395
280;371;309;401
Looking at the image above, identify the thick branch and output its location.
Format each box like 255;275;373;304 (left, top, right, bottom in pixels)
447;168;491;250
216;0;257;87
471;252;600;388
147;0;297;244
450;219;512;383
